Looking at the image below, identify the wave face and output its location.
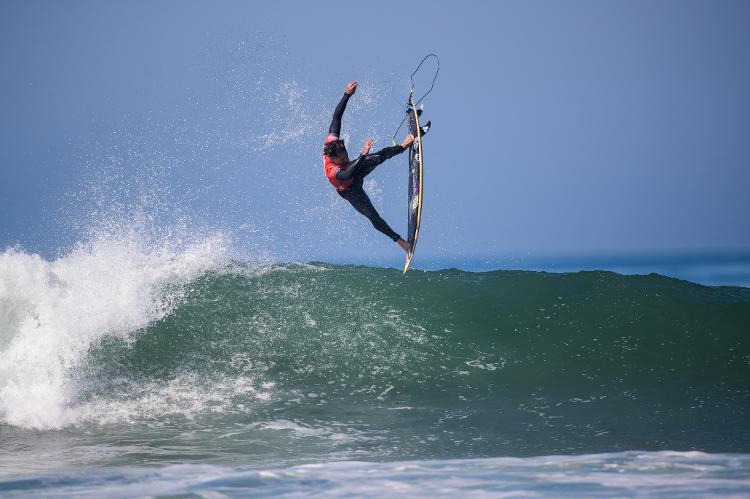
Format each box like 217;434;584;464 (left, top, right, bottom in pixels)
2;256;750;466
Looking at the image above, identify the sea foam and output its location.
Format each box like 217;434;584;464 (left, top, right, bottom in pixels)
0;229;229;429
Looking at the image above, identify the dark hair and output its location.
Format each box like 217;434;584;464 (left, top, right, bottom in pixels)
323;139;346;158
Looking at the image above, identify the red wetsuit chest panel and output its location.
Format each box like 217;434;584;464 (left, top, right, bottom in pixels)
323;134;353;192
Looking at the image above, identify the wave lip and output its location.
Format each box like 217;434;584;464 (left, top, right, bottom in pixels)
0;232;229;430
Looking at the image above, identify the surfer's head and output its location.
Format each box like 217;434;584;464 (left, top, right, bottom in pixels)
324;139;349;165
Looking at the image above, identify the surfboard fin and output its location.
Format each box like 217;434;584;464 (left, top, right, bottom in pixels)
419;121;431;138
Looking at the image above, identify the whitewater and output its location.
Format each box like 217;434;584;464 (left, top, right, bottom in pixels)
1;228;749;497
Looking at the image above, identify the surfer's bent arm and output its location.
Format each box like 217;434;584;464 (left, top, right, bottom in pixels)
334;154;366;180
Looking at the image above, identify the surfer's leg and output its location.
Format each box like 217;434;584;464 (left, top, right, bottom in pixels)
340;186;401;242
359;145;406;178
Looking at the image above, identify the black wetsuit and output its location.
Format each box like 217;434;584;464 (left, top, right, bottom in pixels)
328;92;405;242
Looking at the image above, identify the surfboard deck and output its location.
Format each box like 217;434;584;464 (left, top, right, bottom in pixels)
403;97;424;273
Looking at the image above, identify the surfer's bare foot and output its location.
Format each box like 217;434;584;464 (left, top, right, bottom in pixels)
401;134;415;149
397;239;411;253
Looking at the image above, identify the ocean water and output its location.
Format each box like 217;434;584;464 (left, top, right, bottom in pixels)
1;236;749;497
349;252;750;289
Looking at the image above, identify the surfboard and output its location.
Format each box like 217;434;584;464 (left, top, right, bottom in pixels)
403;97;424;273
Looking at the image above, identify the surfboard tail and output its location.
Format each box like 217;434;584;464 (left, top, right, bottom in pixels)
403;250;414;274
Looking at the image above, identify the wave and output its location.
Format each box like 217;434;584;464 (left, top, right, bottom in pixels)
0;230;230;429
2;240;749;457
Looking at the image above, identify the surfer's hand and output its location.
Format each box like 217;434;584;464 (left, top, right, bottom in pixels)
401;133;415;149
362;137;374;155
345;81;358;95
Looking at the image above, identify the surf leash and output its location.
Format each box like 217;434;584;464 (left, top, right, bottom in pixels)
392;54;440;146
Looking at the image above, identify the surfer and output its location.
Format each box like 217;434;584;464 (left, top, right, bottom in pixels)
323;81;414;253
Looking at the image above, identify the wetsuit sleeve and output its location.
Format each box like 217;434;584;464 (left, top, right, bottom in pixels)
328;92;352;136
334;154;366;181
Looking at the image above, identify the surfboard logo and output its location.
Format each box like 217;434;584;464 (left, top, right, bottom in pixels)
411;195;420;211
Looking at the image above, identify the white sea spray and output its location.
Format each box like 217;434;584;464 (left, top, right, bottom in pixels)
0;229;229;429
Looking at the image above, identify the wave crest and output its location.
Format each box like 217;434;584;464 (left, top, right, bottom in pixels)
0;229;229;429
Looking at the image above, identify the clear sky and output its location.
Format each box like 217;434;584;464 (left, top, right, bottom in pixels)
1;0;749;264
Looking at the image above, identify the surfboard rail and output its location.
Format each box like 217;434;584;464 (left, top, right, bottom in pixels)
403;97;424;274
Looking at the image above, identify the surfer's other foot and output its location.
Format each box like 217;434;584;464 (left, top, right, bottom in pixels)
397;239;411;254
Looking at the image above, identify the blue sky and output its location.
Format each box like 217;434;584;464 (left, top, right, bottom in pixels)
1;0;749;264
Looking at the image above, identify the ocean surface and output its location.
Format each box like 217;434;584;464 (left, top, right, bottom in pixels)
1;238;749;497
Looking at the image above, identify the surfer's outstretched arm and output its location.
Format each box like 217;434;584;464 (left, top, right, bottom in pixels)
328;81;357;136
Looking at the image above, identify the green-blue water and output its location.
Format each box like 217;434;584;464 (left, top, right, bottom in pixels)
88;264;750;458
2;250;749;496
